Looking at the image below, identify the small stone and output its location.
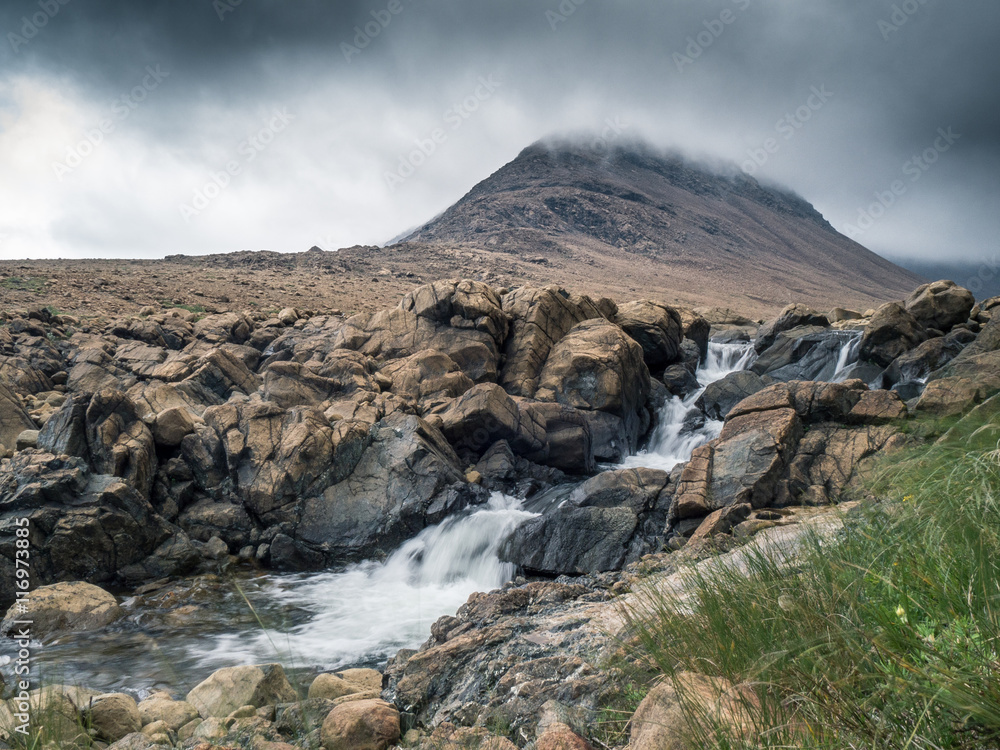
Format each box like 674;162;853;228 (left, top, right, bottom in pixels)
308;673;358;701
87;693;142;742
15;429;38;450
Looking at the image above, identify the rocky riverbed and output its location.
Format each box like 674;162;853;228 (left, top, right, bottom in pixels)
1;276;997;748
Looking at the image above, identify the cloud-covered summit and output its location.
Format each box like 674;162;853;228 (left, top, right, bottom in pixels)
0;0;997;265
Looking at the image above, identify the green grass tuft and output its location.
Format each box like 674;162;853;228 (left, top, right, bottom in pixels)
624;406;1000;749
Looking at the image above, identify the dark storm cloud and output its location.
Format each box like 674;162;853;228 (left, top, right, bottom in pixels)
0;0;997;262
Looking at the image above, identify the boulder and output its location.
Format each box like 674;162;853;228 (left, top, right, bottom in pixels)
916;349;1000;416
14;429;37;450
357;280;508;383
295;413;479;561
881;330;971;387
308;673;360;701
614;300;684;369
500;286;592;398
755;304;829;353
440;383;546;459
136;697;201;731
520;402;596;474
848;389;908;425
751;327;856;382
630;674;757;750
152;407;196;447
536;722;594;750
697;371;766;421
85;693;142;743
320;698;400;750
904;280;975;333
500;468;670;575
0;581;122;638
678;309;711;362
535;318;651;454
0;453;173;607
378;350;473;414
662;364;700;398
860;303;927;368
185;663;297;718
38;389;157;496
195;401;373;521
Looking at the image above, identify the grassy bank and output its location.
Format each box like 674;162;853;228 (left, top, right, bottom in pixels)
625;406;1000;749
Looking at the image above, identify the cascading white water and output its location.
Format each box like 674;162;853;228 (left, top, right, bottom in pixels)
619;342;757;472
830;331;863;382
192;493;537;671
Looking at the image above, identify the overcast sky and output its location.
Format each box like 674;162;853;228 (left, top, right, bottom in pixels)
0;0;997;266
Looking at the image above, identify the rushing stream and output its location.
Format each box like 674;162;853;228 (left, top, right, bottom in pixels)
618;341;758;472
12;332;864;696
3;494;535;696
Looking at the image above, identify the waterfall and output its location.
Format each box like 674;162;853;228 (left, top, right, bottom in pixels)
192;493;536;671
619;342;756;472
830;332;863;382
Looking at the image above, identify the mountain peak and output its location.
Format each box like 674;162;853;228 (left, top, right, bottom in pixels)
393;135;922;314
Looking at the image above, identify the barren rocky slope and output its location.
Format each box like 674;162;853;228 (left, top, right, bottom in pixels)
399;140;925;313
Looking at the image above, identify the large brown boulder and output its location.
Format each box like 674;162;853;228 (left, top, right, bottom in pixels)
614;300;684;370
440;383;546;459
321;698;400;750
194;400;372;520
678;308;711;362
904;280;975;333
261;351;377;409
85;693;142;743
0;581;122;638
674;380;902;520
356;280;508;383
185;663;297;718
916;350;1000;416
859;302;927;368
755;303;830;353
378;350;473;414
500;286;594;398
519;402;596;474
535;319;651;454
